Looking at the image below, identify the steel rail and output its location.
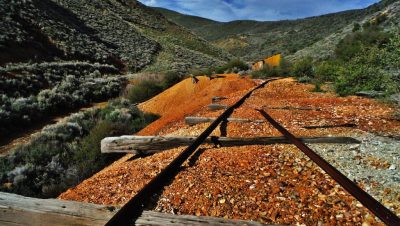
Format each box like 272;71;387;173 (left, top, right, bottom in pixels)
105;79;278;226
256;109;400;226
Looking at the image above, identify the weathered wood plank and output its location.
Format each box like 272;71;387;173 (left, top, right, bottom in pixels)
185;117;264;125
0;192;270;226
264;106;321;111
304;123;357;129
101;136;361;154
0;192;115;226
208;104;229;111
136;211;269;226
212;96;227;103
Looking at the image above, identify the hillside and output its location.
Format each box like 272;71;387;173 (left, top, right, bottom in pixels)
0;0;230;136
155;0;400;61
0;0;228;72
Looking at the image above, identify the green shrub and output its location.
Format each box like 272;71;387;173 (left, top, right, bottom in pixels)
335;28;392;61
251;65;279;78
127;80;163;103
162;71;182;89
291;56;315;78
189;59;249;76
352;23;361;32
224;59;249;72
335;63;393;96
297;76;313;83
73;120;123;179
189;68;212;76
279;58;291;77
315;61;342;82
334;30;400;96
312;82;324;93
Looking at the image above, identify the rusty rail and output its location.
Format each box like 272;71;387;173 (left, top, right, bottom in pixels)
256;109;400;226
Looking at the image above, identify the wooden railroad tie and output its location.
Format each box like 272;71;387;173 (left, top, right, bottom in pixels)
211;96;227;103
0;192;268;226
208;104;229;111
185;116;264;125
101;135;361;154
263;106;322;111
304;123;357;129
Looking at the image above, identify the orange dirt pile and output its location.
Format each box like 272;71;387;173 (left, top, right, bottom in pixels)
59;78;399;225
137;74;255;135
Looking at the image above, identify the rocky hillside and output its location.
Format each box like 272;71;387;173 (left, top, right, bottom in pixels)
0;0;228;72
0;0;229;136
156;0;400;61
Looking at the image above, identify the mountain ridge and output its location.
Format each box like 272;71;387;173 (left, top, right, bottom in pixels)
155;0;400;61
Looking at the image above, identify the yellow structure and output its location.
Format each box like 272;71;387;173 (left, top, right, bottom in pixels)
252;53;281;71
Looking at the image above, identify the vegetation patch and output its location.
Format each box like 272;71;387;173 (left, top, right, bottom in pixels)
251;58;291;79
0;63;125;137
289;26;399;98
190;59;249;76
0;99;158;198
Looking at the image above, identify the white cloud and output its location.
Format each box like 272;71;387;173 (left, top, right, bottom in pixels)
140;0;158;6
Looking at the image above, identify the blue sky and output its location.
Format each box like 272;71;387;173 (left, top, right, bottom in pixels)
139;0;380;22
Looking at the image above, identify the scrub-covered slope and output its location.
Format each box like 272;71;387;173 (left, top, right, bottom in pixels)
156;0;400;61
0;0;228;71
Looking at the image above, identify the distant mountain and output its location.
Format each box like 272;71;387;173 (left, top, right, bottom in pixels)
0;0;229;73
155;0;400;62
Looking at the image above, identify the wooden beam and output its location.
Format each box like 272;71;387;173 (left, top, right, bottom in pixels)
264;106;321;111
0;192;270;226
208;104;228;111
185;117;264;125
101;136;361;154
212;96;227;103
0;192;115;226
304;123;357;129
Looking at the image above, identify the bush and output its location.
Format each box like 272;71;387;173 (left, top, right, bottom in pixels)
162;71;182;89
315;61;342;82
223;59;249;72
251;65;279;78
126;80;163;103
189;68;213;76
335;28;392;61
335;63;393;96
189;59;249;76
352;23;361;32
291;56;315;78
73;120;123;180
297;76;313;83
333;30;400;97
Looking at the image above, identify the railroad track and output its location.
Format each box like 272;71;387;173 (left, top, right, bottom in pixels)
105;79;400;226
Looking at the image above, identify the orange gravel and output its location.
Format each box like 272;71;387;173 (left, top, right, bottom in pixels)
137;74;255;135
155;145;381;225
59;77;399;225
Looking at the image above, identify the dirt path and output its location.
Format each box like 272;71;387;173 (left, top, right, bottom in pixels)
0;102;108;157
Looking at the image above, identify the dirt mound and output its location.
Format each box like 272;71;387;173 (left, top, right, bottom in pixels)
137;74;255;135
